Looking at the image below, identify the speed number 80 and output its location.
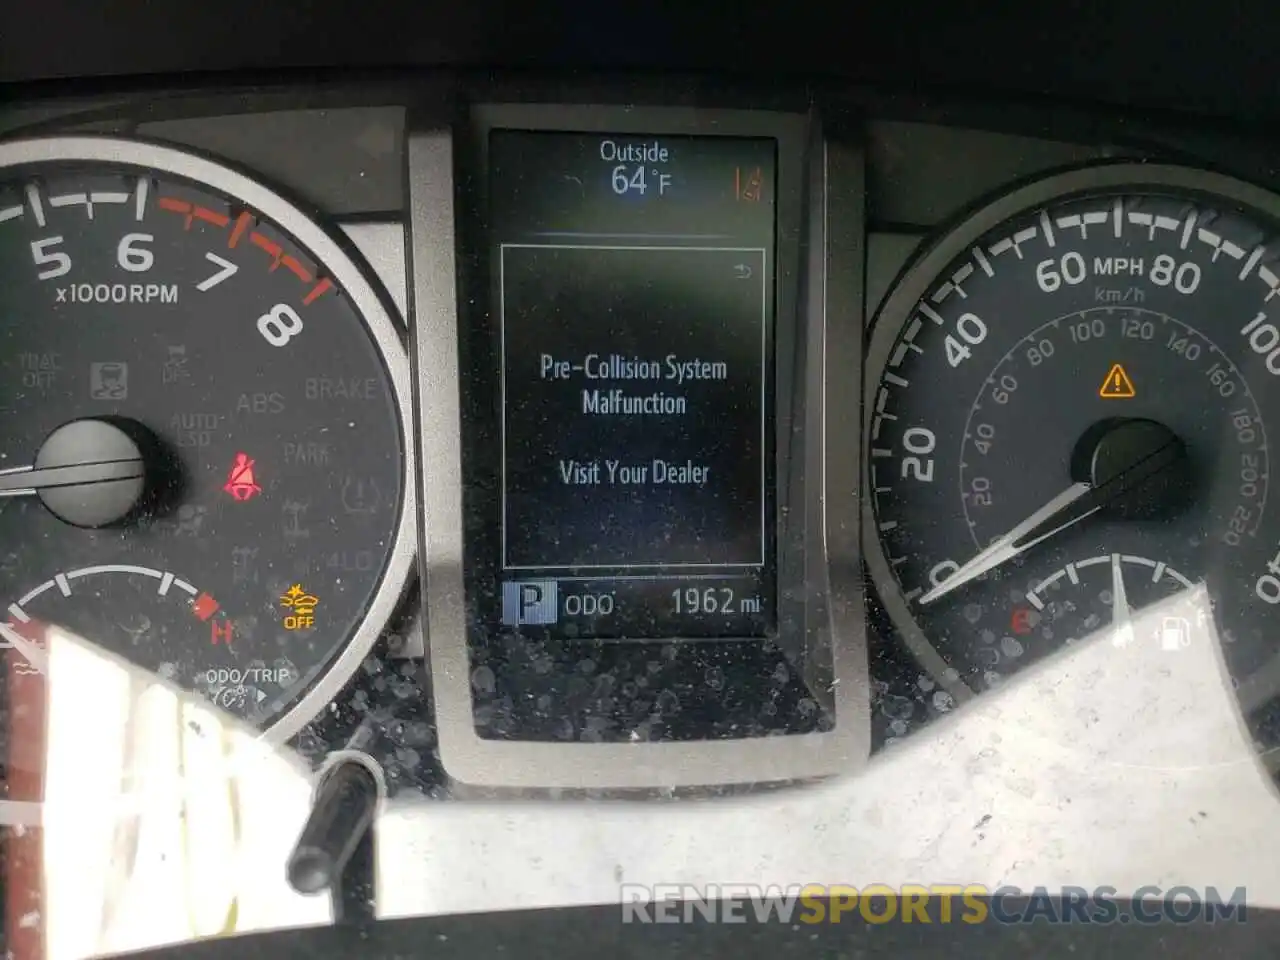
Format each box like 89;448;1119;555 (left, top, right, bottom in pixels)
1036;252;1201;295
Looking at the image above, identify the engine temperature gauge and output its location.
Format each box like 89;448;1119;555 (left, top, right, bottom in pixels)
5;562;235;667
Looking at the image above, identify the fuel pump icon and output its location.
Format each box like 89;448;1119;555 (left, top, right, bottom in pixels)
1159;616;1192;651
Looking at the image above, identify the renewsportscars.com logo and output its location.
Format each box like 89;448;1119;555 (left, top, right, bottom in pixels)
620;884;1248;925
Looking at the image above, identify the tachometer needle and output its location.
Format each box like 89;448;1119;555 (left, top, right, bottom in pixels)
1110;552;1135;648
0;458;143;497
0;621;48;675
920;482;1096;605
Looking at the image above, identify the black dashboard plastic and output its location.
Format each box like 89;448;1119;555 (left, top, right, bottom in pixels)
5;2;1280;128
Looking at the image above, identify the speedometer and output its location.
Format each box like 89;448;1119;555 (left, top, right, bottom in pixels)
866;163;1280;700
0;137;414;741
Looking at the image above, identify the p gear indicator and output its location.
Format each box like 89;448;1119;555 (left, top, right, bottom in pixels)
502;580;558;625
1099;363;1137;398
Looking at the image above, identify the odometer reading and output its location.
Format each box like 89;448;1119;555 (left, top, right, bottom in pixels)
866;165;1280;698
0;138;411;738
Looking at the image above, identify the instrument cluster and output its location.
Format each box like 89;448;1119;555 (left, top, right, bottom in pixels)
2;79;1279;806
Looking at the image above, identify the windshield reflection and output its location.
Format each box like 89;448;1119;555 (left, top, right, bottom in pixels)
2;622;327;960
4;580;1279;957
376;580;1280;920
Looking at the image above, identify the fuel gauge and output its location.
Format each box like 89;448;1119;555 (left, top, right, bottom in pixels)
963;552;1203;685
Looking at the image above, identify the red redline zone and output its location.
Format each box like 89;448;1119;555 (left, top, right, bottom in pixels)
156;195;332;305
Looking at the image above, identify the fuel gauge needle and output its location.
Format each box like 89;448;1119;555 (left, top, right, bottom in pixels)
0;621;48;675
1110;552;1135;648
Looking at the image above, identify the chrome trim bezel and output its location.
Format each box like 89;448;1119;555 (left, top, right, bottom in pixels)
410;113;870;789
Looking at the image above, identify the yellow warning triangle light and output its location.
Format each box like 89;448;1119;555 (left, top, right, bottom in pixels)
1099;363;1136;399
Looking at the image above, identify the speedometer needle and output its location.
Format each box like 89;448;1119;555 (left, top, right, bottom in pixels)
919;417;1189;606
920;482;1096;605
0;458;144;497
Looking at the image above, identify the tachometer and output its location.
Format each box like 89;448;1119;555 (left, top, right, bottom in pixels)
0;137;413;740
866;163;1280;700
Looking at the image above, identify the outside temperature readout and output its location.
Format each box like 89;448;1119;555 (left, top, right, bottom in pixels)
467;129;779;642
602;139;675;197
